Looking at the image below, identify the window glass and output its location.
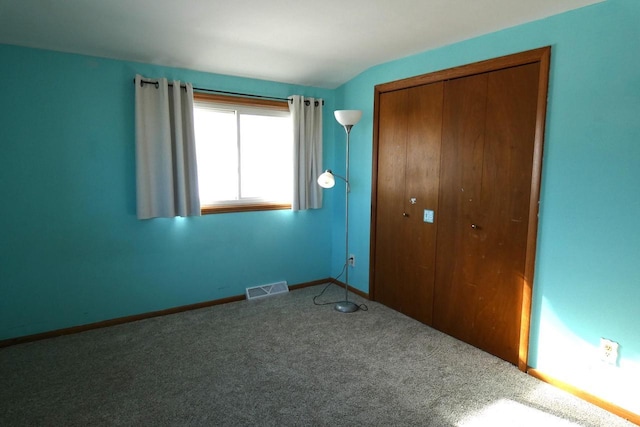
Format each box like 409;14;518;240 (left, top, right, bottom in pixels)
193;94;292;213
239;113;292;201
194;107;238;203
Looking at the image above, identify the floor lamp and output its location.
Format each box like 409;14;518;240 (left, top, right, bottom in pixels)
317;109;363;313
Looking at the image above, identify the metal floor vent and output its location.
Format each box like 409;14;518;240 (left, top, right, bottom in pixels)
245;281;289;300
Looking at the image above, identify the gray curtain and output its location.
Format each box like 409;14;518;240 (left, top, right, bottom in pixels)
135;74;200;219
289;95;323;211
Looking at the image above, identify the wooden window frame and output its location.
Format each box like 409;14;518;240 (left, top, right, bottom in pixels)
193;93;292;214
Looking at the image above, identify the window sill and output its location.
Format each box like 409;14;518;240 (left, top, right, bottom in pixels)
201;202;291;215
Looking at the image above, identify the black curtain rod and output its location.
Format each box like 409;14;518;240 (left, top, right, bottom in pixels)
134;78;323;105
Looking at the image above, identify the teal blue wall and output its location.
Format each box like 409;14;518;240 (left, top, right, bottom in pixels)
336;0;639;412
2;0;639;413
0;45;336;340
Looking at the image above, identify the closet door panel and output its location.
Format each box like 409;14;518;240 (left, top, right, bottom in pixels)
433;64;540;364
475;62;540;361
433;73;488;341
374;83;444;325
402;82;444;324
374;89;409;311
371;48;549;369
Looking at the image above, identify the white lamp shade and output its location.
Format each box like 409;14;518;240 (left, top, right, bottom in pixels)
334;110;362;126
317;170;336;188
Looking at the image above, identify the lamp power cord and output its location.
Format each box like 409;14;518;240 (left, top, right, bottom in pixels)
313;262;368;311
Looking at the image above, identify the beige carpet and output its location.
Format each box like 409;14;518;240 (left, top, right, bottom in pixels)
0;284;633;426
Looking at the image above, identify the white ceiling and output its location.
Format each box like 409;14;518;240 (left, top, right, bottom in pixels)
0;0;603;89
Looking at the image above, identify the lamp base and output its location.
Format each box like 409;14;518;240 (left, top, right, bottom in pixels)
334;301;359;313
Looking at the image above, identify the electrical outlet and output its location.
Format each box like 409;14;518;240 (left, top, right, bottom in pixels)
599;338;619;365
348;254;355;267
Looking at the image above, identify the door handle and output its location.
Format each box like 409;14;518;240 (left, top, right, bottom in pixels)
403;212;409;217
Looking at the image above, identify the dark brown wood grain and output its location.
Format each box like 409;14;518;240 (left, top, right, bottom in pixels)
372;88;409;314
373;83;445;325
370;46;551;371
434;63;540;365
433;72;489;346
398;82;443;324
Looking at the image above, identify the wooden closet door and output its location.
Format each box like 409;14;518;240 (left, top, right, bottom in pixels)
374;88;409;314
374;83;443;324
433;63;540;364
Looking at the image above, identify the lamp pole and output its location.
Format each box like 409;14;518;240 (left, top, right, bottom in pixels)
335;123;358;313
344;123;351;304
318;110;362;313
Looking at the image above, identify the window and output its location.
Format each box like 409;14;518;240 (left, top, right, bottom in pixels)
193;93;293;214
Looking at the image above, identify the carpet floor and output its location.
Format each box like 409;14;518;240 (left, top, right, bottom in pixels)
0;284;634;426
